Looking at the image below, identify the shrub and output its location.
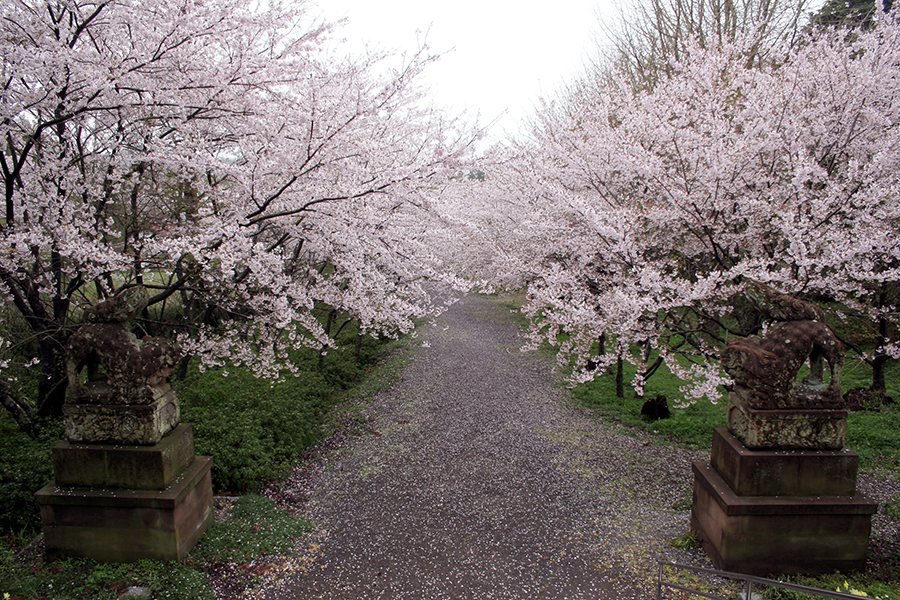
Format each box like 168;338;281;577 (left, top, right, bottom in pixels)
0;416;62;533
177;360;336;493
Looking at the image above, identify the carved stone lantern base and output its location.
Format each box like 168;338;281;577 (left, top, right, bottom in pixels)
35;424;213;562
692;428;876;575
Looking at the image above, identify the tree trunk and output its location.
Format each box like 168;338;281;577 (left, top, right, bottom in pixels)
872;289;889;392
36;333;68;419
872;355;887;392
616;354;625;398
319;308;338;370
174;355;193;382
642;356;665;382
0;380;36;437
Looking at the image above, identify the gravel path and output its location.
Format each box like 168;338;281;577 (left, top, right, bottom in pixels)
249;293;900;600
252;294;709;599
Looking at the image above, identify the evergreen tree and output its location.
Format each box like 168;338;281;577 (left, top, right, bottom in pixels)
812;0;893;29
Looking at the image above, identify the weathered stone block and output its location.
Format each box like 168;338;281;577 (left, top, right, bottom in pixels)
52;424;195;490
727;394;847;450
35;456;213;563
691;460;876;576
63;391;179;445
710;427;859;497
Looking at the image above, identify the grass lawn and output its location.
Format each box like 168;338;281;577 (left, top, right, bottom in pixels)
571;355;900;476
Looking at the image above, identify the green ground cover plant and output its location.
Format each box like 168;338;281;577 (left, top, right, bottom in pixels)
761;572;900;600
175;319;395;494
2;557;212;600
177;360;335;494
0;418;62;534
190;495;312;564
660;565;900;600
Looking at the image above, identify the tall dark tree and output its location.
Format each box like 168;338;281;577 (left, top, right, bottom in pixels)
812;0;893;29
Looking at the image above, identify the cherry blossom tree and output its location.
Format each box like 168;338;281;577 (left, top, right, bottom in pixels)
420;156;559;291
0;0;475;432
511;13;900;403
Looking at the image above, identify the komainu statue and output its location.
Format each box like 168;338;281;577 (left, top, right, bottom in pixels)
692;281;875;575
64;286;180;444
721;280;843;410
67;286;177;405
40;286;213;563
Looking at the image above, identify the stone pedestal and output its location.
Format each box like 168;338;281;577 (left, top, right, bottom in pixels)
35;424;213;562
63;391;180;446
691;428;877;575
727;395;848;450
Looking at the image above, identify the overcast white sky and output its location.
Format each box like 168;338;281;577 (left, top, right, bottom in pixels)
314;1;615;144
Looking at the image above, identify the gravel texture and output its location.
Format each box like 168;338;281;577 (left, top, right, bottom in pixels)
249;295;709;599
247;293;900;600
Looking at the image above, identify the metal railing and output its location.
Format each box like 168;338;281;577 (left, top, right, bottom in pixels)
657;562;875;600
